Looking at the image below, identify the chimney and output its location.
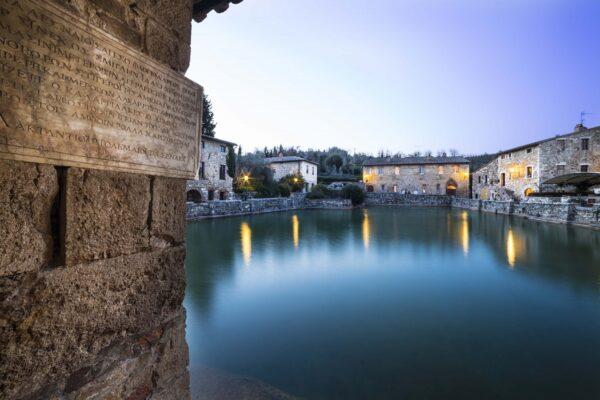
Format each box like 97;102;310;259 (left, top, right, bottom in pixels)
574;123;587;132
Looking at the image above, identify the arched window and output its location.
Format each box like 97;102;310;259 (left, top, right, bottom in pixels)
446;179;458;196
186;190;202;203
524;188;535;197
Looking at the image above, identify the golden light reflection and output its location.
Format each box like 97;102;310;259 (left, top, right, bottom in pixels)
240;222;252;266
506;228;516;268
292;214;299;248
460;211;469;255
362;210;371;250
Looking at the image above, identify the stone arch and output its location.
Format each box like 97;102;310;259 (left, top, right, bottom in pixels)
186;189;202;203
446;179;458;196
367;185;374;192
219;190;228;200
524;188;535;197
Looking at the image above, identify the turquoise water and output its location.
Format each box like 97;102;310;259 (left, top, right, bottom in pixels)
185;208;600;400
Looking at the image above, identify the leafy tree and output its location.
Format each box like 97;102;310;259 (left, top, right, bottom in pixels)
226;145;236;178
278;183;291;198
202;95;217;137
325;154;344;174
237;146;242;157
306;184;330;199
279;173;305;192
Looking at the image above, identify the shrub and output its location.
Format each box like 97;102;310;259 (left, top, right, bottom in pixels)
278;183;291;198
341;184;366;206
306;184;329;199
279;173;305;192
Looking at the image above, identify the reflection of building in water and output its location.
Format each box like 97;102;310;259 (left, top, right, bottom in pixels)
461;211;470;255
362;210;371;250
292;215;300;248
241;222;252;265
506;228;516;267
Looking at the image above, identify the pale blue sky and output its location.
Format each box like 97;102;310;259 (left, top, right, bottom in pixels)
187;0;600;155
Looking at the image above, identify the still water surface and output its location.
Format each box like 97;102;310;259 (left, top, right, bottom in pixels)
185;208;600;399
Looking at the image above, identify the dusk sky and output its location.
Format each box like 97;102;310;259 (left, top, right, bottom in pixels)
187;0;600;156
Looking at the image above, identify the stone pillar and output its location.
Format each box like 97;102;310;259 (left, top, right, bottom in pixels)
1;0;193;398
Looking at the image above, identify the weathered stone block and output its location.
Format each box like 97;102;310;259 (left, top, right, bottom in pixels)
152;177;187;244
145;18;188;71
0;160;58;276
0;246;186;399
64;169;151;265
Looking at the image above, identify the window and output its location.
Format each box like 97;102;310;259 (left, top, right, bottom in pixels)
475;193;479;199
312;166;315;175
421;184;427;194
509;153;512;158
219;165;226;180
393;185;398;193
526;166;533;178
306;165;309;173
378;168;383;175
557;164;565;174
484;175;488;184
220;145;226;153
219;191;226;200
436;183;441;194
581;164;589;172
500;173;506;187
200;162;205;179
418;166;425;174
526;148;532;154
453;165;459;173
478;176;482;184
581;138;590;151
395;166;400;175
201;141;205;149
501;155;506;159
381;184;386;191
208;190;215;201
557;139;565;151
438;166;443;175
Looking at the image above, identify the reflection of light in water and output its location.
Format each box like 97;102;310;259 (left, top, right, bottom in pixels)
506;228;516;267
292;215;299;248
240;222;252;266
362;210;371;250
461;211;469;255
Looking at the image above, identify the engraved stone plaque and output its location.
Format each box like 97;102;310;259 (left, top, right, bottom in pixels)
0;0;201;178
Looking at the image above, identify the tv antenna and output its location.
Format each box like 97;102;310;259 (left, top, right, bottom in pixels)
580;111;593;125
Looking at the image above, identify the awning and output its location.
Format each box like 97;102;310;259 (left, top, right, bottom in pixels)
543;172;600;187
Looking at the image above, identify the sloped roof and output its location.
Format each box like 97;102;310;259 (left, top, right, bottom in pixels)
264;156;319;166
193;0;244;22
363;156;470;166
201;135;236;146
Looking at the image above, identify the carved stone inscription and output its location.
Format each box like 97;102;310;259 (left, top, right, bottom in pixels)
0;0;201;178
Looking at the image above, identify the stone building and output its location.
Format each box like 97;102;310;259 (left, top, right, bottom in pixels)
187;135;236;202
0;1;243;399
472;125;600;200
363;156;471;197
265;155;319;192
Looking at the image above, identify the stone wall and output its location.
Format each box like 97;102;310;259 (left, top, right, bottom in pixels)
363;163;470;197
186;194;353;219
472;159;499;200
1;1;194;398
497;145;540;199
267;160;318;191
364;192;453;207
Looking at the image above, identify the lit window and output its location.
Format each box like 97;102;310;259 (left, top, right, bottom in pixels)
438;166;443;175
395;166;400;175
526;166;533;178
581;138;590;151
581;164;589;172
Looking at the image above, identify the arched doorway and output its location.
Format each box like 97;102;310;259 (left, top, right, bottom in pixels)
524;188;535;197
219;191;227;200
446;179;458;196
367;185;374;192
186;189;202;203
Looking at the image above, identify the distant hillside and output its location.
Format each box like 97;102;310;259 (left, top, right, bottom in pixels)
465;153;497;171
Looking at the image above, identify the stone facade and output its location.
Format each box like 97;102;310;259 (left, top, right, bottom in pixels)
265;156;319;192
0;0;230;397
363;157;470;198
473;125;600;200
187;136;236;202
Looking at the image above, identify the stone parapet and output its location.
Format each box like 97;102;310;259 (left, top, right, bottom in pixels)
364;193;453;207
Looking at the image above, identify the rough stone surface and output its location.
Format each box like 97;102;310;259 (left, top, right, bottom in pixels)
152;177;187;244
364;193;453;207
186;194;353;219
0;246;186;399
0;160;58;276
64;169;151;266
187;137;236;202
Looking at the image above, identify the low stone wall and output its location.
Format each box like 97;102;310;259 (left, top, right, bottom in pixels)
365;193;452;207
452;197;600;229
187;195;352;219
